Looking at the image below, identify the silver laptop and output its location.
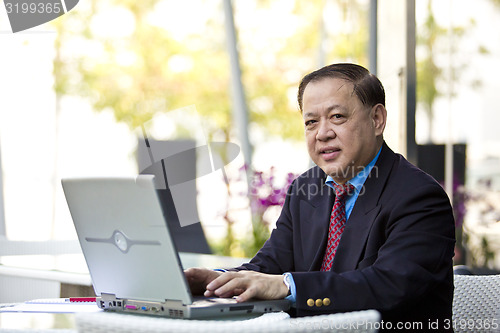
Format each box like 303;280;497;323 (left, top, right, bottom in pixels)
61;175;290;319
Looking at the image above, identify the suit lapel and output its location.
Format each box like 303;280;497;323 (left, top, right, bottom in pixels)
298;167;335;271
331;143;396;272
307;185;334;271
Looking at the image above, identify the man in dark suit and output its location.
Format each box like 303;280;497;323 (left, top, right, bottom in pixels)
185;63;455;330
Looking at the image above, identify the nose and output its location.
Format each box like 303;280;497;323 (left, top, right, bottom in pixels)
316;120;335;141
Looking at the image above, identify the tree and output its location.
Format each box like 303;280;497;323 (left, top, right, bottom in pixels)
53;0;233;138
416;0;486;143
416;0;443;143
53;0;369;141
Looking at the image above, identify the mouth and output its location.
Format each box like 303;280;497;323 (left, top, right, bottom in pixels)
318;147;341;161
319;147;340;154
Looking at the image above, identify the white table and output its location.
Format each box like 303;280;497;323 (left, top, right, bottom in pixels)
0;252;248;303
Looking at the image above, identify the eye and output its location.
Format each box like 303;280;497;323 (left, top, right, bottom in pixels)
330;113;347;123
304;119;317;127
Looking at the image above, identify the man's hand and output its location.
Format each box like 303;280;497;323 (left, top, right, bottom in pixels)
204;270;289;302
184;267;222;295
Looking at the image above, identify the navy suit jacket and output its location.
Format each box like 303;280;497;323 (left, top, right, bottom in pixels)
238;143;455;329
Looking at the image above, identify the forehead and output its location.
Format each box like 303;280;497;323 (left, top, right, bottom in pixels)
302;78;360;113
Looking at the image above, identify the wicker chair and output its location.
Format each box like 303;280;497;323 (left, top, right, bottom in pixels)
76;310;381;333
453;274;500;333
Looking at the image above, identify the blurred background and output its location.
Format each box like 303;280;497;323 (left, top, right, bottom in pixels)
1;0;500;303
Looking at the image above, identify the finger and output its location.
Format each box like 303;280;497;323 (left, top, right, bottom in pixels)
203;289;216;297
206;287;243;298
233;288;244;295
204;273;235;297
212;276;250;297
204;287;234;298
235;287;257;303
216;290;237;298
205;272;238;292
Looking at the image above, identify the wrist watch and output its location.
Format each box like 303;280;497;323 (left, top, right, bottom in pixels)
282;273;292;296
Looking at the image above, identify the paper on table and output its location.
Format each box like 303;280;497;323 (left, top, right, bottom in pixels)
1;298;101;313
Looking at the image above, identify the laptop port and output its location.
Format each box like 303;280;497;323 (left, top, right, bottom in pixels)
229;305;254;312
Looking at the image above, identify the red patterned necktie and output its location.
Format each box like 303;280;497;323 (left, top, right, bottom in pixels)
320;183;354;271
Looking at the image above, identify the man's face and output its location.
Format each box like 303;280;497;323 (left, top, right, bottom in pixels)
302;77;384;183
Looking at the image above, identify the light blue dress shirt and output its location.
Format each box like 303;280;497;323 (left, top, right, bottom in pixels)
284;146;382;304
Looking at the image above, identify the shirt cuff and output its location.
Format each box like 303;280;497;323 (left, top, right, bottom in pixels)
283;272;297;305
213;269;227;272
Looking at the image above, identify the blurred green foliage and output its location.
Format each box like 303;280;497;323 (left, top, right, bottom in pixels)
52;0;369;142
416;0;488;143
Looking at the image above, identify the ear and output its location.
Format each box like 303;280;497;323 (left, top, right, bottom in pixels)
371;104;387;136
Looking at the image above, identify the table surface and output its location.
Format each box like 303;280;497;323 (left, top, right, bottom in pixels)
0;312;77;331
0;253;250;330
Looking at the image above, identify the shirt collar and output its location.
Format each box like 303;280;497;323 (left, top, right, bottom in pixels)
325;146;383;192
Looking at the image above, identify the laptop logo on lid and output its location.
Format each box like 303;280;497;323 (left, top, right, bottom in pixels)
85;230;161;254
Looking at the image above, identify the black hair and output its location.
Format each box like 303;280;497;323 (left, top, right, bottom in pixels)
297;63;385;112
